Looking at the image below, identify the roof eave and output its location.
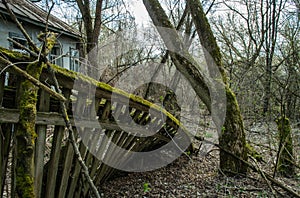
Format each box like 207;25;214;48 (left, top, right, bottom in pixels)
0;9;81;40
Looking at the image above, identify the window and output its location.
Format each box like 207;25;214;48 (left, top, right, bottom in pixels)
70;48;80;72
9;32;28;53
49;45;63;66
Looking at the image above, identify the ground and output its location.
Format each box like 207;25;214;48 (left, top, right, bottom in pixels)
100;150;299;197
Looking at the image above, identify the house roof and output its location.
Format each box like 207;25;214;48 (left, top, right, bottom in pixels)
0;0;81;39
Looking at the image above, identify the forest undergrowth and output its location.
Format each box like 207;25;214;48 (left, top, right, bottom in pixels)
101;121;300;197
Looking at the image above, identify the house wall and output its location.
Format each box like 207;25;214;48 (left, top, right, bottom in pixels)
0;16;79;71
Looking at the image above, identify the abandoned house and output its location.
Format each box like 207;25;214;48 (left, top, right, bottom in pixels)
0;0;81;72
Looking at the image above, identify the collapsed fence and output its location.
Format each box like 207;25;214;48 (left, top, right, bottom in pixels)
0;50;191;197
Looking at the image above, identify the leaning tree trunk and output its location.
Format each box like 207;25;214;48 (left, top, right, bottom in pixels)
143;0;248;174
187;0;248;174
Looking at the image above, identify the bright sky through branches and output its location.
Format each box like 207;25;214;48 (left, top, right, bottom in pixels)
128;0;150;26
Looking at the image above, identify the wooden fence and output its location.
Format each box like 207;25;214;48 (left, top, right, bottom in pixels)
0;53;190;197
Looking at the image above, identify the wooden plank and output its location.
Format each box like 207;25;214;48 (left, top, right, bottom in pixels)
34;89;50;198
94;131;129;185
45;126;65;198
57;134;74;198
55;88;73;198
0;124;12;197
0;73;4;106
0;109;171;142
67;139;88;198
73;135;97;198
84;100;115;195
67;95;90;198
83;129;125;196
80;98;102;196
94;132;137;186
10;76;23;197
73;92;87;118
92;129;116;186
112;103;124;120
94;103;125;179
82;98;102;160
100;100;111;121
0;126;2;197
10;128;16;198
87;133;109;182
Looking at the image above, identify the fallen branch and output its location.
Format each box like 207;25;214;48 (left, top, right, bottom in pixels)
250;156;278;197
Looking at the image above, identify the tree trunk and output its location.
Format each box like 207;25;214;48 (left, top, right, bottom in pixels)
143;0;248;174
187;0;248;174
15;62;44;197
76;0;103;77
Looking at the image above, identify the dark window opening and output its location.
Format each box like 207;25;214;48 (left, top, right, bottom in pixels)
9;32;28;53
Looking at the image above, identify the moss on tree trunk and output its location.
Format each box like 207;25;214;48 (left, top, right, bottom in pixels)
15;62;44;197
276;116;295;177
219;87;248;174
187;0;248;174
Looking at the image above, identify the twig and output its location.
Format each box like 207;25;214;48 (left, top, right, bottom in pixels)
205;0;216;14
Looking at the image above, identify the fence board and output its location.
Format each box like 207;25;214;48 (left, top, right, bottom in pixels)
67;138;88;198
45;126;65;198
34;90;50;198
57;135;74;198
0;73;4;106
10;127;16;198
68;94;90;198
0;124;13;197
